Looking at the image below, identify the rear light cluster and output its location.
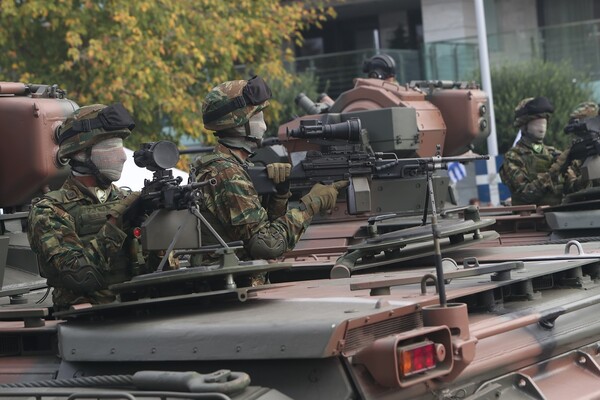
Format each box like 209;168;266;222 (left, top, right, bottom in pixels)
352;326;453;388
399;341;437;377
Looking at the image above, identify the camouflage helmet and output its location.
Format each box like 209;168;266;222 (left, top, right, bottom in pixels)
202;75;271;132
57;103;135;160
569;101;599;121
513;96;554;127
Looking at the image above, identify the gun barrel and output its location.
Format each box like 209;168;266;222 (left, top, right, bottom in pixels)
295;93;322;115
435;155;489;162
180;178;217;191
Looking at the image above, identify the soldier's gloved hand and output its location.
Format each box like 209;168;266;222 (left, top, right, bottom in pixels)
300;180;349;216
549;150;570;177
107;191;141;227
267;162;292;195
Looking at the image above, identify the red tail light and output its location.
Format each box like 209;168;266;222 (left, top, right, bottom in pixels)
133;227;142;238
352;326;453;388
399;341;436;377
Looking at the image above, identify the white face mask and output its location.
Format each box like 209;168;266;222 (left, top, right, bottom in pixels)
526;118;547;141
90;137;127;182
233;111;267;141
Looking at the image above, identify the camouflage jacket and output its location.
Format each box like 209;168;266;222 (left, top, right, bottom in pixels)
27;176;132;310
194;144;313;261
500;136;572;206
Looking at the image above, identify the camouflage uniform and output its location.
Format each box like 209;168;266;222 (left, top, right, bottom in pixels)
28;177;134;310
198;77;345;262
499;136;565;206
195;143;313;261
27;103;138;310
564;101;600;192
500;97;568;206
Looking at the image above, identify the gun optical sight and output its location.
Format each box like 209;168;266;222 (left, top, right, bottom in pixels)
287;118;362;143
134;140;180;171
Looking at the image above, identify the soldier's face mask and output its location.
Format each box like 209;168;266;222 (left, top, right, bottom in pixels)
233;111;267;143
526;118;547;141
90;137;127;183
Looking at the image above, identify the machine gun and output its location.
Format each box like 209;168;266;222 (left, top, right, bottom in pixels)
134;141;214;211
563;115;600;181
124;140;289;287
131;141;242;272
249;119;488;214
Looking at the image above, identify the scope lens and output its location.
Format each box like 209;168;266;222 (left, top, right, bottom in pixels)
152;141;180;169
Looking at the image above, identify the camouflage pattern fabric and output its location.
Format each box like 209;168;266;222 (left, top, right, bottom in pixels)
513;97;552;128
28;176;132;310
557;102;600;192
57;104;130;160
194;144;312;262
569;101;599;120
563;158;594;193
500;136;567;206
202;80;269;131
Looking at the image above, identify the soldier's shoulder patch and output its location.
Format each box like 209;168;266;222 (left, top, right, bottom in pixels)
65;190;78;201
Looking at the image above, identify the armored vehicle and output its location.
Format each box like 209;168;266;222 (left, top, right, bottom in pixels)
2;81;600;400
250;78;491;275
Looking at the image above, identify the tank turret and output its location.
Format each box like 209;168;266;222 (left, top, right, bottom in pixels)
279;78;489;158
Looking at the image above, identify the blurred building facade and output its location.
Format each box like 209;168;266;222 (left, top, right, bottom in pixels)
295;0;600;97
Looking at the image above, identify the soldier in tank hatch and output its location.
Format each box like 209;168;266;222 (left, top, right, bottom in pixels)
195;75;348;265
28;104;142;311
363;54;396;82
362;54;397;82
499;96;581;206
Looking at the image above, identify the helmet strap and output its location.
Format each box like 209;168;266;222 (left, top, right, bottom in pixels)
70;148;112;189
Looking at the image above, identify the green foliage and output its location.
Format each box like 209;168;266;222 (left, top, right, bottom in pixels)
264;70;323;138
477;60;594;154
0;0;335;147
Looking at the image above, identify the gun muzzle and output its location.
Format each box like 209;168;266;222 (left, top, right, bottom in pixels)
295;92;331;115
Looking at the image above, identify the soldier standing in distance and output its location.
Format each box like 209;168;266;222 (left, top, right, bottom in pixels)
28;104;141;311
500;97;571;206
563;101;600;193
196;76;348;264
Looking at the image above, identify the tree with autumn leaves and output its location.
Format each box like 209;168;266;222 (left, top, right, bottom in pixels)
0;0;334;147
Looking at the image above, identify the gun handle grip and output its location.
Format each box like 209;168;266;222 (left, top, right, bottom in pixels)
247;166;277;195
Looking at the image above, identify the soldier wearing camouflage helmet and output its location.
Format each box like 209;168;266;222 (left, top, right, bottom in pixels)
568;101;599;122
195;76;348;264
562;101;600;194
27;103;142;311
500;96;572;206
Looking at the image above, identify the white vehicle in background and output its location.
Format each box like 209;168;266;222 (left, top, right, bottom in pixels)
116;147;189;191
